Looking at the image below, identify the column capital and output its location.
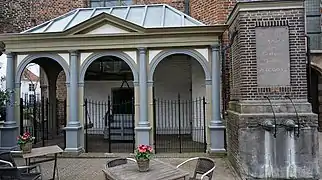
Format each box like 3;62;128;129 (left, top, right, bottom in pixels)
6;52;15;58
69;50;79;56
210;44;220;51
138;48;147;54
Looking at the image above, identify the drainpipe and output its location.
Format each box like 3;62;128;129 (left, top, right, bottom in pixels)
306;35;312;104
184;0;190;15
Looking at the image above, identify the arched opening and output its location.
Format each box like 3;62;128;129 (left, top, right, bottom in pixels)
83;55;135;153
152;54;207;153
18;57;67;149
310;67;322;131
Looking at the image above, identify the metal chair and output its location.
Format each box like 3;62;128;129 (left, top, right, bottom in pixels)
106;158;136;168
176;157;216;180
0;151;42;180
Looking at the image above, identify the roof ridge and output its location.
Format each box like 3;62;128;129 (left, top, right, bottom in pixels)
22;4;205;34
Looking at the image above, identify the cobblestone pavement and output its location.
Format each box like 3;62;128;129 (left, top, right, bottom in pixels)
14;156;238;180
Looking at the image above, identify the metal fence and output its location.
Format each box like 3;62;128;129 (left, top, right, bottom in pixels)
153;95;207;153
20;94;66;148
84;97;135;153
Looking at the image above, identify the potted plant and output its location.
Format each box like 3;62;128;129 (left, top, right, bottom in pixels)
135;144;153;172
17;132;35;153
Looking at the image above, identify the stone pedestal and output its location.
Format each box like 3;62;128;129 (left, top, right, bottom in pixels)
226;0;320;179
227;101;319;179
65;126;83;154
0;125;19;151
209;124;226;153
135;126;151;146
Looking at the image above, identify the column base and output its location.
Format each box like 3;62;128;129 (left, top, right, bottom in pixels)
0;125;19;151
135;126;151;146
64;126;84;154
208;124;226;153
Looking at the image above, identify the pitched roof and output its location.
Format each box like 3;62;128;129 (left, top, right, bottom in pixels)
23;4;205;34
22;69;39;82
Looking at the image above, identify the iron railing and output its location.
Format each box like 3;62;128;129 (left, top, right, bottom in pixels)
153;95;207;153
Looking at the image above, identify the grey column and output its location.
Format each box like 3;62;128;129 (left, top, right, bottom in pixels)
208;44;225;153
65;51;82;154
0;53;18;151
68;51;80;126
135;48;151;146
5;53;15;126
138;48;149;127
211;45;222;125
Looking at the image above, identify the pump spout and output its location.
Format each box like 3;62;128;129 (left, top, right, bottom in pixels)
284;119;298;131
261;120;276;132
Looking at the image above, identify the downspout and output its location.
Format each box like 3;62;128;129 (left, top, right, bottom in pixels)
306;35;312;104
184;0;190;15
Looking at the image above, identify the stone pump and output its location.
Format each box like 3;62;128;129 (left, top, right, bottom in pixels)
261;96;300;137
259;95;303;179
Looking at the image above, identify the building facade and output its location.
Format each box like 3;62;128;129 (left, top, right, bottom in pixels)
0;0;321;179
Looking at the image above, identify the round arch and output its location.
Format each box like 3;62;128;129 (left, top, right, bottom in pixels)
311;62;322;75
148;49;211;82
15;53;70;84
79;51;138;83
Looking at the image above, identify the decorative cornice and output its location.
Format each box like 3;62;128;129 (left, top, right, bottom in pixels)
226;0;304;25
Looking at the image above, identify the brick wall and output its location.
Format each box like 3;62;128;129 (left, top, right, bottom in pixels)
0;0;32;33
227;6;309;177
190;0;236;25
229;9;307;101
134;0;185;12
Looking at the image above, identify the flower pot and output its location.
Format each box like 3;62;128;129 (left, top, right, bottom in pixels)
136;158;150;172
20;142;32;153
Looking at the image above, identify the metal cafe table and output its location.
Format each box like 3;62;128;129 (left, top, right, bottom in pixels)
22;145;63;180
103;159;190;180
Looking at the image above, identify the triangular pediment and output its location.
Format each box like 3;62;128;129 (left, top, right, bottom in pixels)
66;13;145;35
84;22;130;34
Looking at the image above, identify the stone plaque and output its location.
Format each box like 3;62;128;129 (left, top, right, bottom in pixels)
256;26;290;86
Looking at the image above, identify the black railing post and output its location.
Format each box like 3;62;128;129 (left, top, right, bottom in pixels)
178;93;182;153
132;97;135;152
108;96;112;153
41;97;45;147
33;96;37;144
46;98;49;140
20;98;23;135
84;99;88;153
64;99;67;149
56;98;59;135
153;98;157;154
203;97;207;153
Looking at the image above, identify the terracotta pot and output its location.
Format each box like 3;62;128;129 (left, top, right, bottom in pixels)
136;158;150;172
20;142;32;153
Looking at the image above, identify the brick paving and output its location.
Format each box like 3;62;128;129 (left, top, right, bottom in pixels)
14;155;238;180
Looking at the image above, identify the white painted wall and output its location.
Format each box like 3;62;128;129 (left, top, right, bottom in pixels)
20;80;41;99
191;59;206;143
153;55;206;137
84;80;134;135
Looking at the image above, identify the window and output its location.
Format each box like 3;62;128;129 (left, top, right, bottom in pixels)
90;0;133;7
28;84;35;92
112;88;134;114
29;94;36;104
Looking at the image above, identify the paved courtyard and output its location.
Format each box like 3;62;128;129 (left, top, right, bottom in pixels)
14;155;237;180
12;132;322;180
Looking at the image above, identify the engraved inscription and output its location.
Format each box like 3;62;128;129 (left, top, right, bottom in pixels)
256;26;290;86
